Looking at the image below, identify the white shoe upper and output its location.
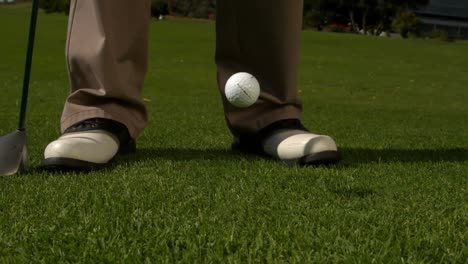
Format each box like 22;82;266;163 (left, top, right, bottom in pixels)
44;130;119;164
262;129;338;160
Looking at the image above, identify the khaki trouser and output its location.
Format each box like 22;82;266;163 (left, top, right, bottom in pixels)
62;0;304;139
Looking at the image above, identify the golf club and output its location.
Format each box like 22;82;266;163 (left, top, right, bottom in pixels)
0;0;39;176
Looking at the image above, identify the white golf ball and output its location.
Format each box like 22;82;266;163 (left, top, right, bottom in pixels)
225;72;260;108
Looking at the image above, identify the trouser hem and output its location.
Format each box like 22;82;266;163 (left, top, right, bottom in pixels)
228;105;303;136
61;109;142;139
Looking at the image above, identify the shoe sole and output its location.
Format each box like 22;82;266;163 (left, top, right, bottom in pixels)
233;141;341;166
42;158;106;172
292;150;341;166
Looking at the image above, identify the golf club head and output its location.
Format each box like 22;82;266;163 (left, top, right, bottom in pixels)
0;130;28;176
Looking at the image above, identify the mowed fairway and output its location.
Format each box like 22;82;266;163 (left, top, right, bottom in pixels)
0;4;467;262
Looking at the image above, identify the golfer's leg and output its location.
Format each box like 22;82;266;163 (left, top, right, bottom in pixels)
216;0;304;136
62;0;151;139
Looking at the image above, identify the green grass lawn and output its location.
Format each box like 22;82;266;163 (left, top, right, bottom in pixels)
1;5;467;263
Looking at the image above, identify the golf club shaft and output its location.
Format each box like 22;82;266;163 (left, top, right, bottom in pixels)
18;0;39;130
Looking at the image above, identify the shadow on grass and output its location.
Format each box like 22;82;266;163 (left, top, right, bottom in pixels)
31;147;466;176
339;147;467;165
120;147;467;164
119;147;242;163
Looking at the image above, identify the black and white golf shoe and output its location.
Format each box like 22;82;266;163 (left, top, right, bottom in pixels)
42;118;135;171
232;119;340;166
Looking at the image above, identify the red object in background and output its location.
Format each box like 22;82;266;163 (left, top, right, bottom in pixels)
329;22;352;31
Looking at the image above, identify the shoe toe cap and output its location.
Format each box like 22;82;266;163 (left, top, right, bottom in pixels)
264;132;338;160
44;131;119;164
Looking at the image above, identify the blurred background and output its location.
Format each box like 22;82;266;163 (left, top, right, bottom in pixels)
2;0;467;40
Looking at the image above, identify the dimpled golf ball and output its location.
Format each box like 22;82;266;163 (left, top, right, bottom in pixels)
225;72;260;108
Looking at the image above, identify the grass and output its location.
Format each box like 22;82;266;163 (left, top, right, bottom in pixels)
1;5;467;263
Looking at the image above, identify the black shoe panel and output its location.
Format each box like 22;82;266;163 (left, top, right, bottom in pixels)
64;118;136;154
232;119;308;154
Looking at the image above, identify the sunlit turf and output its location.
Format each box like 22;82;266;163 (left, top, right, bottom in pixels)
0;5;467;262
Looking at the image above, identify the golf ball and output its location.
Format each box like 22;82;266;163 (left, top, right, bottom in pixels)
225;72;260;108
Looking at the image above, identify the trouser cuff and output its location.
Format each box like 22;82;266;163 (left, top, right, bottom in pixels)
61;108;144;139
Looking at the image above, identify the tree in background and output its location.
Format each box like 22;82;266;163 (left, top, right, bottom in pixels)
386;0;430;10
151;0;169;18
39;0;69;14
303;0;340;30
37;0;428;36
165;0;215;18
38;0;216;19
303;0;429;35
392;10;420;38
